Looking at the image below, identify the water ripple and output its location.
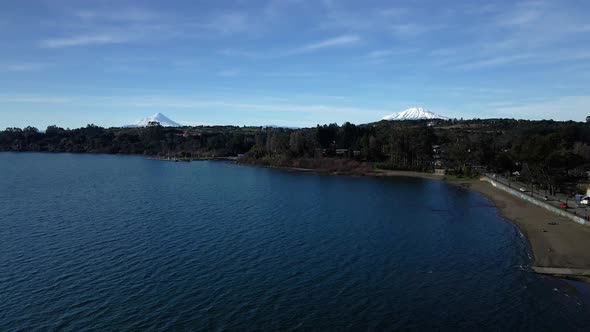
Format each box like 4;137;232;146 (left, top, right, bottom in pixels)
1;154;590;331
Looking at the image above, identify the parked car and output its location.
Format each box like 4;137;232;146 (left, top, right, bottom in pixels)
519;187;527;192
543;196;549;201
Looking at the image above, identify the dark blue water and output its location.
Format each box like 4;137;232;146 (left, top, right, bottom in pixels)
1;153;590;331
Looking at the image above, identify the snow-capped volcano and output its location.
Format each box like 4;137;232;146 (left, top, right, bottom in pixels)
382;108;448;121
126;113;182;127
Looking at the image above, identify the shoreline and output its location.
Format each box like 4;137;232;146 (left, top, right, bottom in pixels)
243;163;590;282
241;162;446;179
462;179;590;282
6;152;590;281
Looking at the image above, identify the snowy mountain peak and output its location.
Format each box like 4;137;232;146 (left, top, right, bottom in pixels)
126;113;183;127
382;107;448;121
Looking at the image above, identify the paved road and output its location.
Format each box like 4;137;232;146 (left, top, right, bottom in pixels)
485;173;590;220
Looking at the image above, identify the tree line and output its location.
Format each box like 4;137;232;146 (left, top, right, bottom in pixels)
2;118;590;194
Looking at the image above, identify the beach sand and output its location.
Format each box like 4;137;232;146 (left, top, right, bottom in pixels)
462;179;590;275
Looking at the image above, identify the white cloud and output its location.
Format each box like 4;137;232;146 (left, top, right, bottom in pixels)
367;50;398;58
73;8;157;22
207;13;251;34
0;95;71;103
365;49;416;63
491;96;590;121
495;8;539;27
569;24;590;32
319;3;443;40
108;97;386;118
490;1;590;44
219;49;261;59
286;35;360;55
38;5;175;48
40;34;126;48
263;71;320;78
103;56;160;63
217;69;241;77
221;35;361;59
390;23;441;37
0;62;51;72
430;48;458;56
444;48;590;71
0;94;386;119
451;54;535;70
422;1;590;72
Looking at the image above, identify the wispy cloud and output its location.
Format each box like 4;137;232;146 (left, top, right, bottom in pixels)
38;5;171;48
219;49;261;59
319;3;443;40
212;13;251;34
103;56;160;63
488;1;590;44
366;50;398;59
407;0;590;73
195;1;313;37
40;34;127;48
569;24;590;32
365;49;416;63
263;71;320;78
113;97;387;119
442;47;590;71
495;7;539;27
5;0;590;126
73;8;157;22
221;35;361;59
0;62;52;72
491;96;590;121
217;69;241;77
0;95;71;103
430;48;458;57
0;94;386;119
390;23;442;37
187;12;254;35
286;35;360;55
451;54;535;70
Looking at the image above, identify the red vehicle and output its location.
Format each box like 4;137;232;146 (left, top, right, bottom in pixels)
559;203;567;209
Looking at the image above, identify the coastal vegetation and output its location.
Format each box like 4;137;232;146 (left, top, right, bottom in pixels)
2;118;590;194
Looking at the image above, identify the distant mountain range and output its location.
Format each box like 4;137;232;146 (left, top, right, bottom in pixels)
123;108;447;128
125;113;182;127
382;107;448;121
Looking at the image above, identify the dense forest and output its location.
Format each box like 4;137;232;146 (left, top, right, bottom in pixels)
2;119;590;194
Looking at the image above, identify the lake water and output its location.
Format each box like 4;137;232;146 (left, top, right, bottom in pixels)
1;153;590;331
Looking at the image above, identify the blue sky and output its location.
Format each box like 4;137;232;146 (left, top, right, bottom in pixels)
1;0;590;129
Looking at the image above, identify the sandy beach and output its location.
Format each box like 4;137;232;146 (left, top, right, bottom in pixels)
455;179;590;280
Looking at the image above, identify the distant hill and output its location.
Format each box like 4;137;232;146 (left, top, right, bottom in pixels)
125;113;182;127
382;107;448;121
